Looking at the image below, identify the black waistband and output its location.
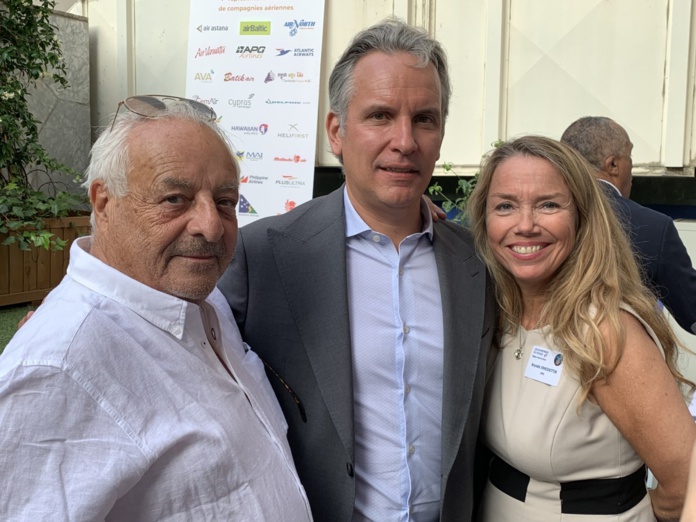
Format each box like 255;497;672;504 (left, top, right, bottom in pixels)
489;456;647;515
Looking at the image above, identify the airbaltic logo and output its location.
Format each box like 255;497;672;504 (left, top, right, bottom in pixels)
228;94;255;109
236;45;266;58
197;24;229;32
240;21;271;35
194;46;226;58
193;69;215;83
284;19;316;37
230;123;269;135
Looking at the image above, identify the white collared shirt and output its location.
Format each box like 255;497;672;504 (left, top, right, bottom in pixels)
0;237;312;521
344;190;445;521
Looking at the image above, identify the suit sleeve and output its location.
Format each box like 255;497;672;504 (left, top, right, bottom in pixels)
655;219;696;334
218;227;250;332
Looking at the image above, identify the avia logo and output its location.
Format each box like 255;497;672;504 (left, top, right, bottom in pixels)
224;72;254;82
194;70;215;82
240;21;271;35
194;46;226;58
197;25;229;32
238;194;258;215
284;19;316;37
276;48;291;56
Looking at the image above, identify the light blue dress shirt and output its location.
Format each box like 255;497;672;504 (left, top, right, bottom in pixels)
344;190;445;522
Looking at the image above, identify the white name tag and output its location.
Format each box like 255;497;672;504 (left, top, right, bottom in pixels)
524;345;564;386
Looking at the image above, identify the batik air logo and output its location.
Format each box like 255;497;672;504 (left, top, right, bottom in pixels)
284;19;316;37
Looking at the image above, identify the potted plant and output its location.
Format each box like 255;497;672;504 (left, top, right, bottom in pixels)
428;162;478;226
0;0;90;306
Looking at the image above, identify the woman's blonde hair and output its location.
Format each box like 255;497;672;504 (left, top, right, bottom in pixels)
467;135;692;400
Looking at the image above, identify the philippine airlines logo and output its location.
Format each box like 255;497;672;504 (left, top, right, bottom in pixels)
193;69;215;83
235;151;264;161
229;123;269;136
240;174;269;185
224;72;254;82
194;45;226;58
276;174;306;187
236;45;266;58
277;124;308;139
238;194;258;216
273;155;307;163
284;19;316;37
228;94;255;109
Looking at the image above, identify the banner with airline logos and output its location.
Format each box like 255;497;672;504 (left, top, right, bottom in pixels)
186;0;325;220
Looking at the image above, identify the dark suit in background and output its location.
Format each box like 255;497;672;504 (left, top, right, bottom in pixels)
219;188;496;521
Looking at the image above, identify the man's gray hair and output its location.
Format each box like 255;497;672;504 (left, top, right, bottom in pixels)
328;17;451;130
560;116;629;171
84;100;237;199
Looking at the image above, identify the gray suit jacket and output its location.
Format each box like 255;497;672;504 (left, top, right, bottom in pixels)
218;187;496;521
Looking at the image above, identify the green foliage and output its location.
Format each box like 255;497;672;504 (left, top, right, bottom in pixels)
0;0;87;251
428;163;478;226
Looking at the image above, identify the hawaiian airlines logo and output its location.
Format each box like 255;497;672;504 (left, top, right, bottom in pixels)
284;19;316;37
229;123;269;135
194;45;226;58
238;194;258;215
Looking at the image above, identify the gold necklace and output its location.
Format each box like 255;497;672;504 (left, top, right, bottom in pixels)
514;327;526;360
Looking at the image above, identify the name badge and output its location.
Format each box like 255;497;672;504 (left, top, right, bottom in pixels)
524;345;564;386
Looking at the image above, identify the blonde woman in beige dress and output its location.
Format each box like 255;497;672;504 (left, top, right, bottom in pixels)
466;136;696;521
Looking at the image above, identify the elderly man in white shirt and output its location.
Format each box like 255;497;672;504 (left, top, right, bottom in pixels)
0;95;312;521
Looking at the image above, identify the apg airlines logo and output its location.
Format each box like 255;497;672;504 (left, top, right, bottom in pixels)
236;45;266;58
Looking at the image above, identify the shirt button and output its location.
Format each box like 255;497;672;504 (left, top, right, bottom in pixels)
403;324;410;334
172;326;182;336
408;445;415;455
210;327;217;340
399;267;404;276
372;234;381;243
346;462;354;477
405;384;411;394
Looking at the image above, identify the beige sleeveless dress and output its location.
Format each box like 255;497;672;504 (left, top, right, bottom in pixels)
479;304;657;521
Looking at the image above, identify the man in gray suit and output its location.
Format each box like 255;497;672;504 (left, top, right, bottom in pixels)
219;18;496;521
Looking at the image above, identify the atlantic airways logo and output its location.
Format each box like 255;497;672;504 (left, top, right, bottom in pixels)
236;45;266;58
228;94;255;109
230;123;269;135
276;48;292;56
197;24;229;32
235;151;264;162
193;69;215;83
276;47;315;57
240;21;271;35
284;19;316;37
238;194;258;215
277;123;308;139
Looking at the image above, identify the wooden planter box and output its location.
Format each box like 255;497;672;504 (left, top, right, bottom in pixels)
0;216;91;307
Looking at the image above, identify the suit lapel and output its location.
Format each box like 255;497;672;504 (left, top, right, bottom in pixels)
267;189;355;459
434;223;488;478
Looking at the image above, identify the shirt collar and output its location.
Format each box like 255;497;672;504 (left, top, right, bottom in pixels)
598;178;622;196
343;187;434;240
67;237;194;340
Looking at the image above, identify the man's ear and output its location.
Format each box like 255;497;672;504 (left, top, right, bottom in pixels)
326;111;343;158
89;180;111;226
603;154;619;177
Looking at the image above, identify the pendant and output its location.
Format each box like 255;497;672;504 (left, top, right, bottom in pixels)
514;348;523;360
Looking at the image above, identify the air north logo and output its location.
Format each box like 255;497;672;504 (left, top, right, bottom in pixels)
194;70;215;82
238;194;258;215
240;21;271;35
284;19;316;36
